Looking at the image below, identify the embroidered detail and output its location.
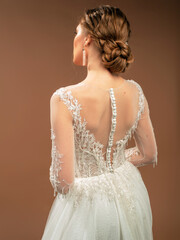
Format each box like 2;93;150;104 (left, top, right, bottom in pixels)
50;80;146;215
50;128;74;197
53;87;107;178
56;160;138;217
52;81;145;176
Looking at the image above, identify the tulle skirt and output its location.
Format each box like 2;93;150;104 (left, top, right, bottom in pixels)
41;161;153;240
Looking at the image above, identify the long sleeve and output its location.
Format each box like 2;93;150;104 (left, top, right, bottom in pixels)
49;93;75;196
125;95;158;168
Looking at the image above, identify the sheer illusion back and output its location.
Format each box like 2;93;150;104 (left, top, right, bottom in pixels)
49;79;158;196
69;80;144;163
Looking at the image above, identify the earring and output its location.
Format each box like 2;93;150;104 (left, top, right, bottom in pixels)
82;47;86;66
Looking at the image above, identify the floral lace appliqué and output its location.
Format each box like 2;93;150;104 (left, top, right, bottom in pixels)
49;128;74;197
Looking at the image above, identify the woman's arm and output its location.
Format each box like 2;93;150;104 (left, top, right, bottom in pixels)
49;93;75;196
125;96;158;168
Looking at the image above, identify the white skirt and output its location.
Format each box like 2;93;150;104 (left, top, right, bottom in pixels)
41;161;153;240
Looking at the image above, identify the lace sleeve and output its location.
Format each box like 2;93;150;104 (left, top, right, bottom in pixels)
49;92;75;196
125;95;158;168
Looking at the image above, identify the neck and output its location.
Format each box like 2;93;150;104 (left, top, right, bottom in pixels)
87;61;124;81
86;60;122;80
84;43;124;85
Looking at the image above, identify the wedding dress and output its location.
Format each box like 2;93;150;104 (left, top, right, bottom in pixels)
41;79;158;240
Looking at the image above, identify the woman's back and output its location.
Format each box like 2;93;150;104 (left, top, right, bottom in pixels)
62;78;154;167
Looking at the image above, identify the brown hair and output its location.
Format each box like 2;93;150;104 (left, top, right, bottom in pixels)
79;5;134;73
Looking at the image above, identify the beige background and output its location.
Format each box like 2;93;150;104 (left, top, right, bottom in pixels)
0;0;179;239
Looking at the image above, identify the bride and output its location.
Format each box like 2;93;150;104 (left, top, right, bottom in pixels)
41;4;158;240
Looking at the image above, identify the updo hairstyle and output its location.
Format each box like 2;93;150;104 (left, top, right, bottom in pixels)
79;5;134;73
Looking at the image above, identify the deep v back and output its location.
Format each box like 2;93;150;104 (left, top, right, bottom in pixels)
52;79;145;174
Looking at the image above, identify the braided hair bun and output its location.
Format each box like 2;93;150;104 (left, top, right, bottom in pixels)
79;5;134;73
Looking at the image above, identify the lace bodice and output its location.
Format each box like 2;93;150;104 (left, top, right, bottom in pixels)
49;79;158;197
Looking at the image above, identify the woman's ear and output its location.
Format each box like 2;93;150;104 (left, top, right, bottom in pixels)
84;34;92;46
